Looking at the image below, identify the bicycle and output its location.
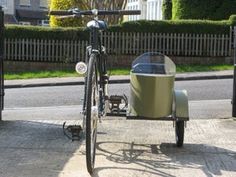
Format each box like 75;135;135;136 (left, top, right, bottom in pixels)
49;8;140;174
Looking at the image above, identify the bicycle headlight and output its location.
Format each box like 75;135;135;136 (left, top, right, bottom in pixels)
75;62;87;75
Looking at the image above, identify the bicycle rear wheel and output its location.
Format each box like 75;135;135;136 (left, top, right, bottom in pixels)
85;54;98;174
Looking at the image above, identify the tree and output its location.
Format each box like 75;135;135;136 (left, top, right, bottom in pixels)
50;0;128;27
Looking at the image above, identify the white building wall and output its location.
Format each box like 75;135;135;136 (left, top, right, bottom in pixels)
127;0;140;21
0;0;14;15
140;0;147;19
126;0;163;21
146;0;163;20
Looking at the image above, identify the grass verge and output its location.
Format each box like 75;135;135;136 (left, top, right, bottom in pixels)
4;64;233;80
5;71;78;80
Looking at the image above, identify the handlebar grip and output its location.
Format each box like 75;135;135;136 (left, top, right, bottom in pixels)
49;10;73;16
118;10;141;15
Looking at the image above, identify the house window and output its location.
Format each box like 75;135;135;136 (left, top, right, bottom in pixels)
40;0;48;8
20;0;31;6
0;0;7;8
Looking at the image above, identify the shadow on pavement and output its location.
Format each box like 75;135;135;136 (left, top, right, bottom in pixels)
94;141;236;177
0;120;83;177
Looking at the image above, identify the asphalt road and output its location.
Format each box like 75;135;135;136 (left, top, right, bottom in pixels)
4;79;233;108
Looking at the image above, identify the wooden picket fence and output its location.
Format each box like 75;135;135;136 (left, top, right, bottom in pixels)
4;31;232;63
101;32;232;56
4;38;89;63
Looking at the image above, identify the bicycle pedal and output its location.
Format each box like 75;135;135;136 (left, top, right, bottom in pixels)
63;122;82;141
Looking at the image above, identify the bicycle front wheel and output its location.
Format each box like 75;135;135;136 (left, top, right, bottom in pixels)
85;54;98;174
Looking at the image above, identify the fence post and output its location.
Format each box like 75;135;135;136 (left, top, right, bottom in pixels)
0;6;4;120
232;26;236;117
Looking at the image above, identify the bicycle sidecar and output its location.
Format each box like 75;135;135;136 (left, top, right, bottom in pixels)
127;52;189;147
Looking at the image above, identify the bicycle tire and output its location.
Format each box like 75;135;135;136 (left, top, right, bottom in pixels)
85;54;98;174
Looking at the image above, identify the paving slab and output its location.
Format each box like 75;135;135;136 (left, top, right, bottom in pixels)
0;117;236;177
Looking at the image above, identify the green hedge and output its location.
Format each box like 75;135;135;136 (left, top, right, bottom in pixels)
109;20;230;34
229;15;236;25
172;0;236;20
5;18;233;40
162;0;172;20
5;25;89;40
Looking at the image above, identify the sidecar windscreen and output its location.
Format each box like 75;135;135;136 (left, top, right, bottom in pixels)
131;52;176;75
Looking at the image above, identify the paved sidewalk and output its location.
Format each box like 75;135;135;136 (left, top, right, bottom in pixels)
0;116;235;177
4;70;234;88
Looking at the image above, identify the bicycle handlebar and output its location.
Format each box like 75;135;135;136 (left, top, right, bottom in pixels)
49;9;141;16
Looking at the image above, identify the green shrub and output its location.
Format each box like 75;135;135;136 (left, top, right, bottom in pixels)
172;0;236;20
50;0;87;27
162;0;172;20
